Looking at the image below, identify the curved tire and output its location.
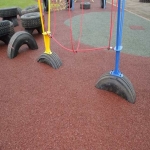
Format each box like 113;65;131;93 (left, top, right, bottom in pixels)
37;52;62;69
95;72;136;103
0;7;17;18
80;2;90;9
7;31;38;59
21;5;39;15
21;12;41;28
0;20;11;37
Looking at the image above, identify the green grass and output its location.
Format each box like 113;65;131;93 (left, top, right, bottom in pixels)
0;0;37;9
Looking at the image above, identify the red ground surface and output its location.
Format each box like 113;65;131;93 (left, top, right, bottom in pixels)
0;1;150;150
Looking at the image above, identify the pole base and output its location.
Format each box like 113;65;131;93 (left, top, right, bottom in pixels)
95;72;136;103
37;52;62;69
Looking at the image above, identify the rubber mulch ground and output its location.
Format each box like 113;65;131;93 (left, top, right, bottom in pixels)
0;1;150;150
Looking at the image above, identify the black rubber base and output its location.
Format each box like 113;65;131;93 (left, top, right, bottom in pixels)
37;52;62;69
95;72;136;103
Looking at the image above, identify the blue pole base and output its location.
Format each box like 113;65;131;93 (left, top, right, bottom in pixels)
110;70;123;77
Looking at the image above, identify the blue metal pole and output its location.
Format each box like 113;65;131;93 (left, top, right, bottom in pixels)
110;0;125;77
119;0;125;44
117;0;122;47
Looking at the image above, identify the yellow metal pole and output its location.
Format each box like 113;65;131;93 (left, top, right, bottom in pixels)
48;0;50;31
38;0;52;54
37;0;45;33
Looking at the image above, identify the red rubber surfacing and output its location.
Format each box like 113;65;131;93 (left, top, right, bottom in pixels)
0;1;150;150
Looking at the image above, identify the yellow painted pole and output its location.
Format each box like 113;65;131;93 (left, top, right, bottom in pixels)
48;0;50;31
37;0;45;33
38;0;52;54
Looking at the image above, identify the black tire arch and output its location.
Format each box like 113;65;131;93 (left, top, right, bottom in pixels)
7;31;38;59
37;52;62;69
95;72;136;103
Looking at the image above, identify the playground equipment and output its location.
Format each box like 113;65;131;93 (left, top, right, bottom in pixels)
37;0;136;103
37;0;62;69
7;31;38;58
96;0;136;103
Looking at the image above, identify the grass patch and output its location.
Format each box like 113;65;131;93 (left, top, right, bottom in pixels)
0;0;37;9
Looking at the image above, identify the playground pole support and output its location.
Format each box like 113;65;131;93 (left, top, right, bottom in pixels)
37;0;62;69
43;31;52;54
96;0;136;103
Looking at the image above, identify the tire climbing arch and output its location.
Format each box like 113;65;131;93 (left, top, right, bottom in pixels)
7;31;38;59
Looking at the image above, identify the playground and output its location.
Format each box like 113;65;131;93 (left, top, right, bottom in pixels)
0;0;150;149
